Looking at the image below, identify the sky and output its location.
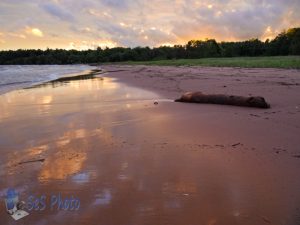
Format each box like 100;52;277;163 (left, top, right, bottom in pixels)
0;0;299;50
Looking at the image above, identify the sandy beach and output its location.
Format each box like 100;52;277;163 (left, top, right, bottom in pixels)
1;65;300;225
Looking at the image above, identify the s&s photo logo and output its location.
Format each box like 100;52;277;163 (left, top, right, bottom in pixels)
4;188;29;221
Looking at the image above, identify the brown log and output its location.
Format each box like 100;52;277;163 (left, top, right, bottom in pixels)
175;92;270;108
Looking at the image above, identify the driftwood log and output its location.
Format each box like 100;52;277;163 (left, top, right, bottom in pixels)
175;92;270;108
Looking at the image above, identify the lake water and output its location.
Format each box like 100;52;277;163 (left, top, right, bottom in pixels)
0;65;94;95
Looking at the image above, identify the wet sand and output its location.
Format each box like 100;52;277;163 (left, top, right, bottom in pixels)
1;65;300;225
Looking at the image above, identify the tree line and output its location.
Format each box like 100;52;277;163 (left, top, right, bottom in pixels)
0;27;299;65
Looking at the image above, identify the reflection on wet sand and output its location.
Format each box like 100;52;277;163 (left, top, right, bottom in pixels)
0;69;300;225
39;150;86;181
0;76;127;126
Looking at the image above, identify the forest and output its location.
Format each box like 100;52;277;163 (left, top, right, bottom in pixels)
0;27;299;65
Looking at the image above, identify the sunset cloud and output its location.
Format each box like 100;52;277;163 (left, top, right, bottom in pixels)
40;2;75;22
68;39;117;50
0;32;5;44
26;27;44;37
8;33;26;39
0;0;299;49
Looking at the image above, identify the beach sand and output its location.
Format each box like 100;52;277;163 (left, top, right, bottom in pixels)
0;65;300;225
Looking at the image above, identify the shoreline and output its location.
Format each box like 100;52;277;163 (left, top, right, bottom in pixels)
0;65;96;95
101;64;300;101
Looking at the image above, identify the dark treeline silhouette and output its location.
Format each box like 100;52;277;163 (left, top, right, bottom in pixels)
0;28;299;65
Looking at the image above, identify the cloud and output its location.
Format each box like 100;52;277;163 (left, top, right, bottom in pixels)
101;0;130;9
0;33;5;44
25;27;43;37
67;39;117;50
31;28;43;37
0;0;300;49
171;0;300;41
8;33;27;39
40;2;75;22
